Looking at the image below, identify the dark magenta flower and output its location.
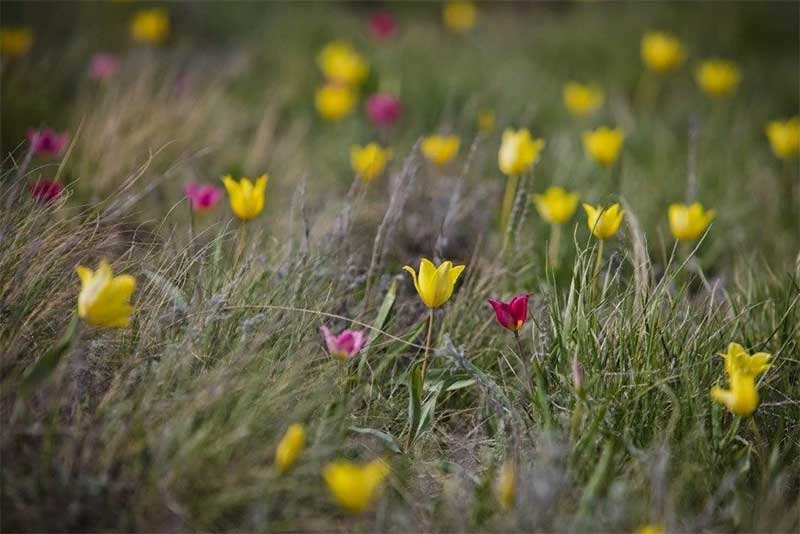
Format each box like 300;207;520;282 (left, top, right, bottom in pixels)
26;128;69;157
88;52;120;82
30;179;64;204
365;93;402;128
488;294;529;331
321;326;367;361
369;11;397;41
184;182;223;213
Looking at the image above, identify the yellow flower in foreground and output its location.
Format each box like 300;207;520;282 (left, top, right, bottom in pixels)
695;60;741;99
496;461;515;510
562;82;604;117
636;524;665;534
583;203;624;239
317;41;369;87
75;259;136;328
222;174;268;221
710;342;771;417
315;84;356;121
275;423;306;473
498;128;545;177
0;27;33;57
323;459;390;514
532;186;580;225
130;8;170;45
583;127;624;168
350;143;392;183
765;117;800;159
641;31;686;74
443;1;476;34
403;258;465;309
421;135;460;167
668;202;715;242
478;110;496;134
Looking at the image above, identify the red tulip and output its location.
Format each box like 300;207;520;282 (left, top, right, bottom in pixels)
184;182;223;213
26;128;69;157
369;11;397;41
488;294;529;331
365;93;402;128
30;179;64;203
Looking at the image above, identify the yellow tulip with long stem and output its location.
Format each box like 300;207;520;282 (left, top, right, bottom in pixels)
498;128;545;253
668;202;715;242
637;31;685;108
765;117;800;226
710;342;771;417
402;258;465;384
695;60;741;99
532;186;579;268
223;174;268;266
275;423;306;473
583;203;624;282
130;8;170;45
323;459;390;514
421;135;460;167
562;82;604;118
350;143;392;184
315;83;357;121
76;259;137;328
582;127;624;169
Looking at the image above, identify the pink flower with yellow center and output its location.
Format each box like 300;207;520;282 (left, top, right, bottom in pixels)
321;326;367;360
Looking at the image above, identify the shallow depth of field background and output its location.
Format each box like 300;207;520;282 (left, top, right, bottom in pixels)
1;2;799;533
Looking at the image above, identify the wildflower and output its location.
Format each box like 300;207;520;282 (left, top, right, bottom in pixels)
317;41;369;87
641;31;686;74
321;326;367;361
668;202;715;242
443;1;476;34
496;461;515;510
487;294;529;332
222;174;268;221
88;53;120;82
636;525;665;534
184;182;223;213
315;83;357;121
0;27;33;58
532;186;579;225
350;143;392;183
365;93;402;128
75;259;136;328
710;342;771;417
695;60;741;99
765;117;800;159
323;459;390;514
402;258;465;309
478;110;495;134
582;127;624;168
30;179;64;204
275;423;306;473
498;128;545;177
26;128;69;157
562;82;604;117
583;203;624;239
130;8;170;45
369;11;397;41
421;135;460;167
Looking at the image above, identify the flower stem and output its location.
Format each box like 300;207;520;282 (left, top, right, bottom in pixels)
548;223;562;270
234;221;248;269
420;308;435;385
592;239;605;281
513;330;532;397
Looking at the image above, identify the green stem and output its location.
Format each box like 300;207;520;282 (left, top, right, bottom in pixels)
592;239;605;281
420;309;435;385
513;330;532;397
548;223;562;270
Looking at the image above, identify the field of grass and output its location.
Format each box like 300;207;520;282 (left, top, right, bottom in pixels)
1;2;799;532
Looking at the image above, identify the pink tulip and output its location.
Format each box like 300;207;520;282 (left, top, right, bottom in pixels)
26;128;69;157
369;11;397;41
30;179;64;204
321;326;367;361
488;294;529;332
184;182;223;213
365;93;402;128
88;53;120;82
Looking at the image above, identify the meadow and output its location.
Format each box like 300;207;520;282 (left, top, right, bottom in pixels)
1;2;799;532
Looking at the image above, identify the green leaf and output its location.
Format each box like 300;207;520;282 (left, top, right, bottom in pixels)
20;314;79;395
406;362;423;447
348;426;401;454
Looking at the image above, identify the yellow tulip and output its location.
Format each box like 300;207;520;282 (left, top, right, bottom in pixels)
765;117;800;160
562;82;604;117
710;342;771;417
532;186;580;225
222;174;268;221
668;202;715;242
636;524;665;534
443;1;476;34
323;459;390;514
275;423;306;473
315;84;356;121
695;60;741;99
75;259;136;328
130;8;170;45
317;41;369;87
583;203;624;240
498;128;545;177
350;143;392;183
496;461;515;510
0;27;33;58
582;127;624;168
421;135;460;167
402;258;465;309
478;110;496;134
641;31;686;74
